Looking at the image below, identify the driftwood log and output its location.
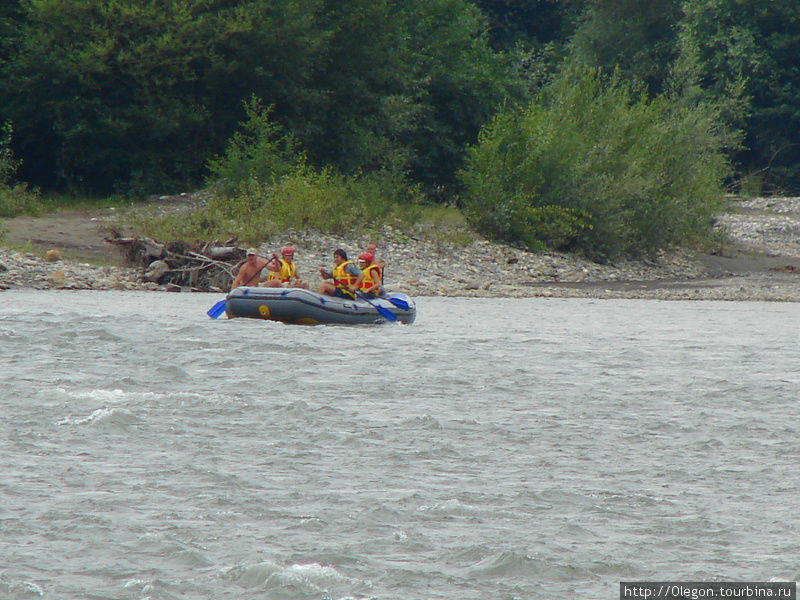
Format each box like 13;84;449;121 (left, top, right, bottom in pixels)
105;234;246;291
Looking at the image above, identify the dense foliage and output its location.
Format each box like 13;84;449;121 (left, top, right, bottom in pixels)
134;165;426;244
473;0;585;51
567;0;683;96
673;0;800;193
0;120;40;219
132;94;426;243
460;70;730;259
0;0;507;195
1;1;799;256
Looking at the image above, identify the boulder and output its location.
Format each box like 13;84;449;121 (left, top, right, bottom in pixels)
48;270;66;286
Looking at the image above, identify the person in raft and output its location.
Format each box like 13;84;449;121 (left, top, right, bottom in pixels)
231;248;269;289
318;248;361;298
350;252;383;299
264;246;309;289
365;242;386;271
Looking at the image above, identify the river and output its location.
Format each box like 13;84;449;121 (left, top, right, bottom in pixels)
2;290;798;599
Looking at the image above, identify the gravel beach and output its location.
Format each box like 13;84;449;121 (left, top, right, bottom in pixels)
2;196;800;301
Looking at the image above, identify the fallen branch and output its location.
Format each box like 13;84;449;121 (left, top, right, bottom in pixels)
105;234;246;290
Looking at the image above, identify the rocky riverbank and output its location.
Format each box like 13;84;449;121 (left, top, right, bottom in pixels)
2;196;800;301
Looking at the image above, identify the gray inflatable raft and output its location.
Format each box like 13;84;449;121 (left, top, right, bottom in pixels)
225;287;416;325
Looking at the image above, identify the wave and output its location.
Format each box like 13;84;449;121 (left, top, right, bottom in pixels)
155;364;191;380
57;405;141;431
0;576;44;599
417;498;486;517
133;531;214;569
46;387;216;409
400;414;443;429
225;559;372;597
460;547;591;583
50;387;132;404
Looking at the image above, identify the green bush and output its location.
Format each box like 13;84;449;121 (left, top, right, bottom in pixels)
135;90;429;243
205;96;304;192
460;68;730;260
0;185;42;218
133;166;425;244
0;121;19;185
0;120;42;217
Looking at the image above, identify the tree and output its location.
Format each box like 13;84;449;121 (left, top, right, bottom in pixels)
0;0;325;194
395;0;510;189
471;0;585;51
300;0;509;191
567;0;683;95
674;0;800;193
0;0;508;196
0;2;24;61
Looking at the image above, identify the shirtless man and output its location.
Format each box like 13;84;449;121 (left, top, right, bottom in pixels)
230;248;269;289
366;242;387;273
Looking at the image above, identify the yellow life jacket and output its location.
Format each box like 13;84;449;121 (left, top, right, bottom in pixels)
268;258;297;283
333;260;357;288
358;264;381;292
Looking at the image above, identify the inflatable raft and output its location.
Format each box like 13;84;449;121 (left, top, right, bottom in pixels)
224;286;416;325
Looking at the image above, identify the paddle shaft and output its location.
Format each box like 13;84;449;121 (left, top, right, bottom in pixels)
330;276;409;310
331;277;395;322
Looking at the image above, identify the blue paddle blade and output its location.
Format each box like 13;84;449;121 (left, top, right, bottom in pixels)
354;291;396;322
206;299;227;319
386;297;410;310
374;303;397;322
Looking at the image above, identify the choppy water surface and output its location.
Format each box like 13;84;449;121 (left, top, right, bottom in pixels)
2;290;799;599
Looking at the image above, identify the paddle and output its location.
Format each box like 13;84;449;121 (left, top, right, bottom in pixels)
346;260;409;310
355;290;397;322
207;299;227;319
385;296;410;310
332;277;396;322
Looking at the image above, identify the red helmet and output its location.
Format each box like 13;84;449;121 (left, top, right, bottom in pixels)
282;246;295;255
358;253;373;263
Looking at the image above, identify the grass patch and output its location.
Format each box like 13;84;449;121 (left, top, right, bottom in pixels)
406;204;476;248
0;185;45;217
1;239;34;255
0;189;139;218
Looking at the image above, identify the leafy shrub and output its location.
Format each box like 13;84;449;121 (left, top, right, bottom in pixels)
460;68;730;260
0;121;20;185
206;96;304;192
133;166;425;244
0;185;42;218
0;120;42;217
